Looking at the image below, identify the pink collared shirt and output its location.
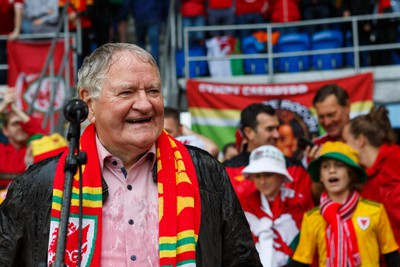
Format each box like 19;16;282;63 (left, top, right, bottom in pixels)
96;136;159;266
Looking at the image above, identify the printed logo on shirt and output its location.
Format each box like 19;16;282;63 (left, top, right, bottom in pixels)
357;216;370;230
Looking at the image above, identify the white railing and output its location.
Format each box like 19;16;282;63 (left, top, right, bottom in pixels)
181;12;400;80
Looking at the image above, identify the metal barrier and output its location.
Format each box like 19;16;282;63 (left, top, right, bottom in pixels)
180;12;400;81
162;0;179;107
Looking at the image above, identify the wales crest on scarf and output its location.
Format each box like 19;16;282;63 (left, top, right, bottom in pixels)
320;190;361;267
47;124;201;267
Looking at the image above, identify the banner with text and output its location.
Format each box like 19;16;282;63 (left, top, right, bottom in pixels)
186;72;373;156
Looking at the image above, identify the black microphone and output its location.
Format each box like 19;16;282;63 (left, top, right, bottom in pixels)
63;98;89;123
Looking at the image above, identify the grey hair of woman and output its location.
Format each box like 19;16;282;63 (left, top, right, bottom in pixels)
77;43;160;99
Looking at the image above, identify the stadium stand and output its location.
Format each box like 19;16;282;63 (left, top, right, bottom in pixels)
275;32;310;73
311;30;344;70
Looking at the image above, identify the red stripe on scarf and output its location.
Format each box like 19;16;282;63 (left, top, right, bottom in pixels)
48;124;102;267
320;191;361;267
156;131;201;266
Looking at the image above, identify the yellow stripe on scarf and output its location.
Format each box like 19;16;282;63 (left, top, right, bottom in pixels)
71;186;103;195
159;183;164;222
157;131;201;266
178;196;195;215
159;230;199;257
70;199;102;208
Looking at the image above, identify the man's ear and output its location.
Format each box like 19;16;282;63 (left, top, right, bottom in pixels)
178;124;183;136
79;89;94;122
2;127;9;138
243;126;254;141
357;133;367;148
344;99;351;116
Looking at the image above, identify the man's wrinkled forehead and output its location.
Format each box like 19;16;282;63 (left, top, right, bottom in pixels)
109;50;160;78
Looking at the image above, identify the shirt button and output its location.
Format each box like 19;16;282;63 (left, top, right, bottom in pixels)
127;184;132;190
130;255;137;261
128;219;134;225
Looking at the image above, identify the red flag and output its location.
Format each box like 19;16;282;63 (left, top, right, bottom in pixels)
186;72;374;151
7;39;76;132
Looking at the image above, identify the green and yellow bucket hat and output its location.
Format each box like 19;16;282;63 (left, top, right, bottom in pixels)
307;141;367;184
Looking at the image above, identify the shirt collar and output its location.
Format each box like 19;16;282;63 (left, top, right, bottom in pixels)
95;134;157;172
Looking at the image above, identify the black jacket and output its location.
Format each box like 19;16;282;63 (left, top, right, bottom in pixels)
0;146;262;267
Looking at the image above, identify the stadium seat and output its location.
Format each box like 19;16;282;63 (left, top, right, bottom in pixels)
176;45;209;78
311;30;344;70
392;28;400;65
275;33;310;73
343;31;373;67
242;35;268;74
392;52;400;65
345;31;354;67
384;103;400;128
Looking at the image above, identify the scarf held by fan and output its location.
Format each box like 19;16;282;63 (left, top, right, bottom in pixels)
320;191;361;267
47;124;201;267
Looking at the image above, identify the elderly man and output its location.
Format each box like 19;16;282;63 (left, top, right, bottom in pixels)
0;43;261;266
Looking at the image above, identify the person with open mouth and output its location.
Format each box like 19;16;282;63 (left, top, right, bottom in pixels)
287;141;400;267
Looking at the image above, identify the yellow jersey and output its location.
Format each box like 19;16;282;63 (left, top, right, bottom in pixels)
293;198;398;267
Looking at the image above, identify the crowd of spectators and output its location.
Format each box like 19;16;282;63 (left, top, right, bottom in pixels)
0;0;169;80
2;0;400;82
220;88;400;265
179;0;397;36
180;0;400;70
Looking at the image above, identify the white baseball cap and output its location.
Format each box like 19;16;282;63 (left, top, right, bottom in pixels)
242;145;294;183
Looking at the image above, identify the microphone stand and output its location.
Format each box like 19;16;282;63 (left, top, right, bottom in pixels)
54;100;88;267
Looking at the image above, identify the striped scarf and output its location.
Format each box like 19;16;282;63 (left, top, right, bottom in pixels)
320;191;361;267
47;124;201;267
